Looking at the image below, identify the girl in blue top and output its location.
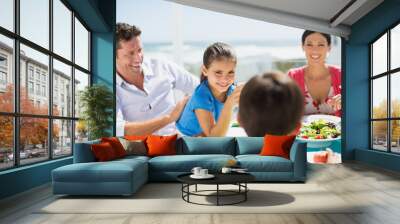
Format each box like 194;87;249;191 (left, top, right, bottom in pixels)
176;42;243;136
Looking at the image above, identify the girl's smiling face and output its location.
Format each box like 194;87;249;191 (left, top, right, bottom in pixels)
202;59;236;93
302;32;331;65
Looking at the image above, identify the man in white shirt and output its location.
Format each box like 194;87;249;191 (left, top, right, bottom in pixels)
116;23;199;136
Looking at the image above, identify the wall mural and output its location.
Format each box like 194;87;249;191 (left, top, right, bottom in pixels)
115;0;342;164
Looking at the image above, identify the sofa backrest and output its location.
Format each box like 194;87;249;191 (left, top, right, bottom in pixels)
235;137;263;155
177;137;236;155
73;140;100;163
73;136;302;160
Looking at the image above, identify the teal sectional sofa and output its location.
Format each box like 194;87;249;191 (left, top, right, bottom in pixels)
52;137;307;196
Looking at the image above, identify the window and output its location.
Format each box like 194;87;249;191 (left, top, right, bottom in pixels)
36;83;40;95
53;120;72;158
20;0;49;49
74;68;89;143
75;18;89;70
392;25;400;69
0;0;13;32
53;0;72;60
0;0;91;170
0;116;13;170
371;23;400;154
28;67;34;80
53;89;58;103
0;35;14;114
74;69;89;119
0;71;6;85
20;117;48;165
0;54;7;86
42;85;46;97
0;54;7;67
53;59;72;117
28;81;34;94
35;70;41;81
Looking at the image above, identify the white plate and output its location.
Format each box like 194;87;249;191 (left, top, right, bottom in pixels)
190;174;215;179
296;136;341;148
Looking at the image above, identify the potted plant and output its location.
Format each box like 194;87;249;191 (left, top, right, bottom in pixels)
79;84;114;140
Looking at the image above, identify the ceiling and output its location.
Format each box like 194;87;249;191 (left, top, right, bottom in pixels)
168;0;384;38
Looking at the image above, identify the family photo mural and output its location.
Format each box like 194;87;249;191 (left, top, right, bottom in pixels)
114;0;343;164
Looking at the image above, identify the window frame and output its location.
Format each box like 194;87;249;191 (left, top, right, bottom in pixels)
370;21;400;154
0;0;92;171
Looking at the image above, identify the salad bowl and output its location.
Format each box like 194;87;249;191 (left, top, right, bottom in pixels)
297;115;341;148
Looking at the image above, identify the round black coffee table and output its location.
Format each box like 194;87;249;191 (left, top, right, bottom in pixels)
177;173;255;206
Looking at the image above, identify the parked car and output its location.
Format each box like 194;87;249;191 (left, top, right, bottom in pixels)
8;150;32;160
7;153;13;161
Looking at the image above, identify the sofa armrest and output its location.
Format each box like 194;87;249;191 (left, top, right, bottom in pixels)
289;141;307;181
73;140;100;163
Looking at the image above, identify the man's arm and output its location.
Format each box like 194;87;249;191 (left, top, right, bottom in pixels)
116;96;189;136
123;116;172;136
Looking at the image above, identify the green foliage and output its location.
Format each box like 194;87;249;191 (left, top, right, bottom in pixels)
79;84;114;140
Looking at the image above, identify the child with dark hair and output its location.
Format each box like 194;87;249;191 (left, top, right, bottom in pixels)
176;42;243;136
238;72;304;137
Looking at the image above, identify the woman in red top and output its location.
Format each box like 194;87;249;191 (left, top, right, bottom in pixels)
288;30;341;117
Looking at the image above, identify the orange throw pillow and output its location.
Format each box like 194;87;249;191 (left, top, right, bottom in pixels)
101;137;126;158
259;135;296;159
91;142;117;161
146;134;178;157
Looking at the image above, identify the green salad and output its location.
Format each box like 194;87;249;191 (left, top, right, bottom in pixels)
299;119;341;140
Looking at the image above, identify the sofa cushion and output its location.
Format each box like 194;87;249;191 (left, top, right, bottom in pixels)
236;155;293;172
119;138;147;156
235;137;263;155
90;142;118;162
101;137;127;158
115;155;150;163
147;134;178;157
260;135;296;159
52;159;147;183
178;137;236;155
148;154;235;172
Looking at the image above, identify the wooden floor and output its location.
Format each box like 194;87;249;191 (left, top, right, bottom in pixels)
1;162;400;224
